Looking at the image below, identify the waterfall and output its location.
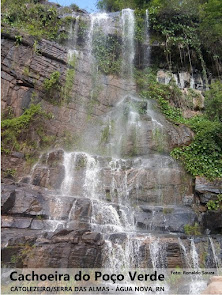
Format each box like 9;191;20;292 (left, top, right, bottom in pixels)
91;201;123;233
87;13;109;63
61;152;77;196
149;236;166;268
144;9;150;67
71;15;79;50
23;11;222;295
209;237;221;269
66;199;77;228
190;238;200;269
147;100;163;129
83;155;100;199
190;75;195;89
178;238;192;267
121;9;135;79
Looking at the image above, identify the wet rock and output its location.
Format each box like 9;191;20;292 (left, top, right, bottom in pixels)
8;188;44;216
202;211;222;234
10;217;33;229
31;219;45;230
1;183;76;221
166;242;183;268
109;233;128;243
1;190;16;214
24;236;104;268
73;199;92;223
32;167;50;187
195;177;222;204
20;176;31;184
182;195;194;206
52;231;80;244
11;152;25;159
82;232;104;245
35;237;51;245
47;150;64;167
135;206;198;233
31;164;65;190
166;123;194;148
2;216;14;228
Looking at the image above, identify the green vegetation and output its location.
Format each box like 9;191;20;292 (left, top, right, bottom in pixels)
163;207;173;214
152;127;167;153
15;34;22;45
97;0;222;75
100;124;111;144
92;30;122;75
136;70;184;123
2;0;73;41
86;66;103;120
43;71;61;105
205;81;222;122
44;71;60;92
61;130;80;151
184;223;201;236
206;194;222;211
136;69;222;180
171;116;222;180
170;82;222;180
44;64;77;105
77;19;88;45
2;104;52;155
3;168;16;178
134;9;146;42
62;54;76;102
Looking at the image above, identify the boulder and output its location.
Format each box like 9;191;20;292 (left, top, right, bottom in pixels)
195;177;222;204
135;205;198;233
202;211;222;234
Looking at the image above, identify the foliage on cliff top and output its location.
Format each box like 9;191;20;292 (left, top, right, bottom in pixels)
97;0;222;74
136;69;222;180
2;104;53;155
1;0;73;41
172;83;222;180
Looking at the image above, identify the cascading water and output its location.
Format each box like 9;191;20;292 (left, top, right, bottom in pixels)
70;15;79;51
121;9;135;79
144;9;150;67
178;238;192;268
87;12;109;63
149;236;167;269
61;152;77;196
83;155;100;199
27;9;222;294
209;237;221;269
190;238;200;269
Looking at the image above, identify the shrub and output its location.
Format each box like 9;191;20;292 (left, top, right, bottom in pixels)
2;1;72;41
1;104;52;154
44;71;60;91
205;81;222;122
136;69;222;180
62;54;76;102
206;194;222;211
184;223;201;235
92;30;122;75
43;71;62;104
171;117;222;180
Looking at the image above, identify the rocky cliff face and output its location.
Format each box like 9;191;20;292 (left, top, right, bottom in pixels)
1;8;222;277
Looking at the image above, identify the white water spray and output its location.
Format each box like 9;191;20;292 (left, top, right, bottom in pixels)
121;9;135;79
